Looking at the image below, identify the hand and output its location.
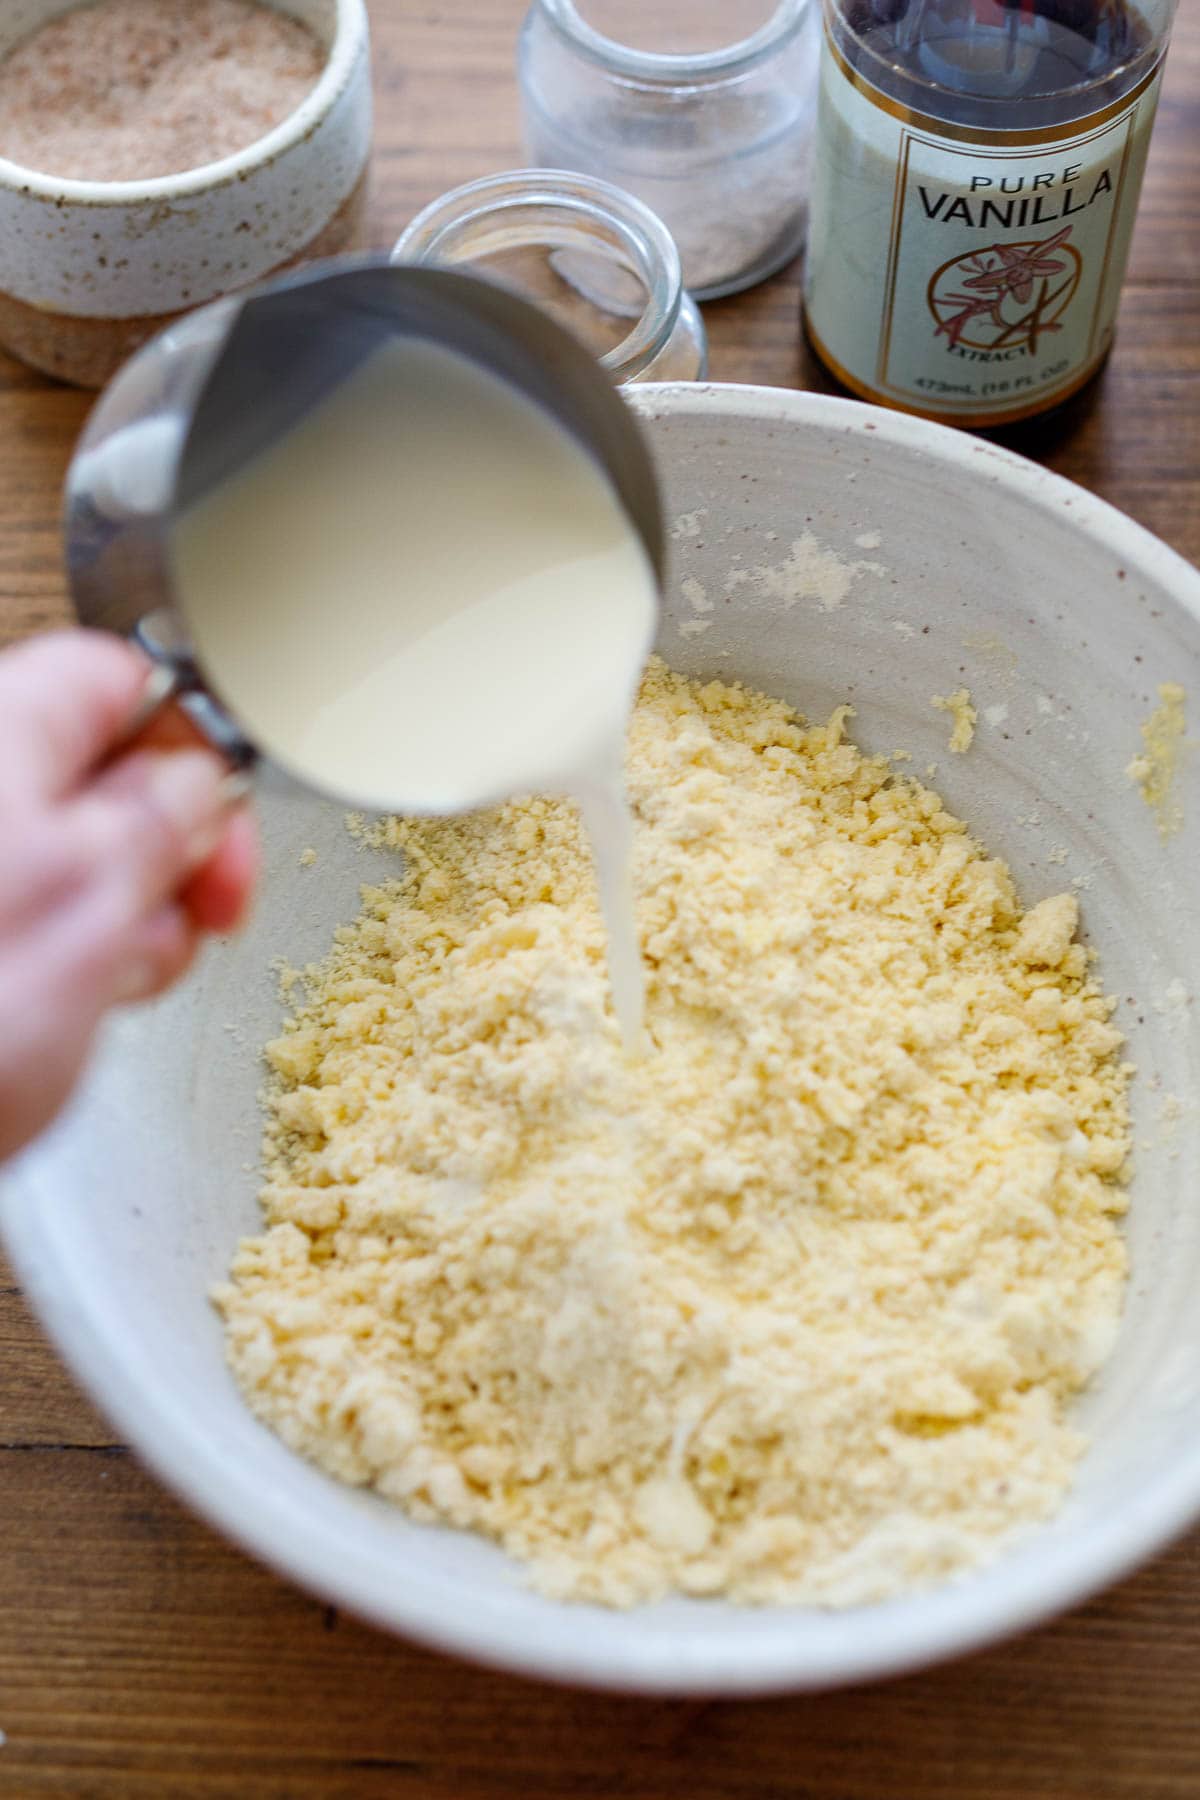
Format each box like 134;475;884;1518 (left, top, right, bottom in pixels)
0;630;259;1162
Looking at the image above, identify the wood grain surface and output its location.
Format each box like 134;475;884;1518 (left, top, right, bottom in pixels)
2;4;1198;1795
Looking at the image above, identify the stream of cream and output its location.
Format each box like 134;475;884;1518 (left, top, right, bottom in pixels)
170;336;656;1047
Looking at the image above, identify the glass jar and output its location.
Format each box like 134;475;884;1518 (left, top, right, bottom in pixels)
391;169;707;384
517;0;819;300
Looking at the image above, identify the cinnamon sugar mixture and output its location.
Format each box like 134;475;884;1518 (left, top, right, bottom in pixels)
0;0;325;181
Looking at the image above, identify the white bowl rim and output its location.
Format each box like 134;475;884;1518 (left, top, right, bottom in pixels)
6;381;1200;1697
0;0;368;204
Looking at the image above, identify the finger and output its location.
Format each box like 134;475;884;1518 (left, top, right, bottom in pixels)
180;804;260;935
0;629;150;808
0;884;132;1160
0;896;194;1160
0;750;239;938
0;951;100;1161
65;746;234;933
110;903;199;1005
0;807;85;931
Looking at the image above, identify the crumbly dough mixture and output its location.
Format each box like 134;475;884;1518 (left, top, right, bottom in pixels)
217;662;1131;1607
932;687;977;754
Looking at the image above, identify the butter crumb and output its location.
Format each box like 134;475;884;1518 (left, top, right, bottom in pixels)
1127;682;1189;839
1158;1092;1185;1129
932;688;977;753
1013;892;1078;968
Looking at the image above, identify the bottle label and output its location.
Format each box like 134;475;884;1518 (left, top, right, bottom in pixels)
804;26;1163;426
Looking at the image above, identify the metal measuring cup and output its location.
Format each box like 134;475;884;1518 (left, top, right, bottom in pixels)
63;256;665;782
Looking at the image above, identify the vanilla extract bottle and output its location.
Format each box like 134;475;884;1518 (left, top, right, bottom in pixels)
803;0;1177;428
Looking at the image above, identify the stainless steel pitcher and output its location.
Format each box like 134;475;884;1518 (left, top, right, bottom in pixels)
63;256;665;778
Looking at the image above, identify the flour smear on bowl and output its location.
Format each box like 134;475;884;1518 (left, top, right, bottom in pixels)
215;661;1131;1607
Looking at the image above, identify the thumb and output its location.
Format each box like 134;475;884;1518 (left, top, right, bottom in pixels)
0;630;149;809
66;747;236;937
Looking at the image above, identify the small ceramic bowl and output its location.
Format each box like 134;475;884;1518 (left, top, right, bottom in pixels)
0;0;372;387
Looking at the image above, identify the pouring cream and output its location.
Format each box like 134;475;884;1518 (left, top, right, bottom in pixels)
170;336;656;1046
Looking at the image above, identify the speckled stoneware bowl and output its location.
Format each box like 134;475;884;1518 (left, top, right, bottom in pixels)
0;0;371;386
4;388;1200;1694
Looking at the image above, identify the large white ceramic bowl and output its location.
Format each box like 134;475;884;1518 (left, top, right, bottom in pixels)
4;385;1200;1695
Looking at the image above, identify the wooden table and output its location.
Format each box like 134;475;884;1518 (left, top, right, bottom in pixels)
2;5;1198;1795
